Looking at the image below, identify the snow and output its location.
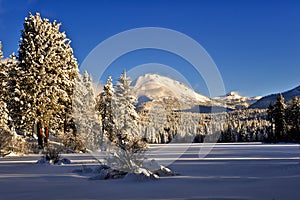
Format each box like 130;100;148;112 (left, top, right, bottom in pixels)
4;152;19;157
0;143;299;199
133;74;211;108
213;91;262;109
250;85;300;109
133;74;265;110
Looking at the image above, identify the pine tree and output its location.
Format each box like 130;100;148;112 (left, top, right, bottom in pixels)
10;13;78;148
267;102;275;142
96;76;115;145
72;71;100;151
286;96;300;142
114;69;140;147
273;94;287;142
106;70;146;172
0;46;12;155
0;99;12;156
0;44;8;105
0;51;28;156
2;52;19;130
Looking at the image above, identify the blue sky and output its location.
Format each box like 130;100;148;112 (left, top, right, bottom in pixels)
0;0;299;97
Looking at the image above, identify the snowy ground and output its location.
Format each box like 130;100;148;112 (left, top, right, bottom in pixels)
0;143;299;200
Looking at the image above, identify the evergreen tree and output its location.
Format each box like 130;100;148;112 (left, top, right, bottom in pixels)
106;70;146;172
273;94;287;142
0;46;12;155
0;44;8;106
96;76;115;145
114;69;140;147
286;96;300;142
0;99;13;156
267;102;275;141
10;13;78;148
72;71;99;151
0;52;29;156
2;52;19;130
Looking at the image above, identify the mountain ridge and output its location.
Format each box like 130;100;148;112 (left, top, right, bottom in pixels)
132;73;262;110
132;73;299;111
250;85;300;109
212;91;261;109
132;74;211;109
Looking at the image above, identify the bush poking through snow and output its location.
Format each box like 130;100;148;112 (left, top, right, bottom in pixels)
0;129;13;157
45;145;61;164
37;145;71;165
89;167;128;180
105;138;147;173
10;134;29;155
123;169;159;181
74;160;176;181
56;131;86;153
143;159;177;177
0;130;29;157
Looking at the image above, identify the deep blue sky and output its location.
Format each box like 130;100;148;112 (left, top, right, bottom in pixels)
0;0;299;97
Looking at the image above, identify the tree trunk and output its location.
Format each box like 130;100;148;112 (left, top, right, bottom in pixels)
64;115;67;134
37;122;43;148
44;126;49;145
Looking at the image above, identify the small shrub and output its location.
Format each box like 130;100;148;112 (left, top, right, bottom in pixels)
11;136;29;155
57;131;86;153
0;128;13;156
44;145;61;164
0;129;29;157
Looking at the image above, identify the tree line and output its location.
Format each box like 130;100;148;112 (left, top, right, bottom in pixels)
0;13;143;156
267;94;300;142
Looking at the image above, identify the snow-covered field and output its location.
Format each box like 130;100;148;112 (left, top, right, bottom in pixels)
0;144;299;200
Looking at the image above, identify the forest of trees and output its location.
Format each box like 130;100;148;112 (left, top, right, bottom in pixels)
0;13;299;157
267;94;300;143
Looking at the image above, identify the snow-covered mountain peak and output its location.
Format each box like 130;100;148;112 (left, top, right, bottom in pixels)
213;91;261;109
226;91;241;98
132;73;211;107
132;73;264;111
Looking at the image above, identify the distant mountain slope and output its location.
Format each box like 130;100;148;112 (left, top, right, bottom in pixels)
213;91;261;109
132;74;211;109
250;85;300;109
132;73;299;112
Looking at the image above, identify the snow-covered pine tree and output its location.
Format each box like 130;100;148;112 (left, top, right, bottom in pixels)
148;103;166;142
0;43;8;106
96;76;115;145
0;52;29;156
107;70;146;172
72;71;100;151
10;13;78;148
0;98;12;156
114;70;141;146
0;44;12;156
0;47;16;131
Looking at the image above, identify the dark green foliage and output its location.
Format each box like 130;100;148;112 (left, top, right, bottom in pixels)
267;94;300;143
273;94;287;142
96;76;115;144
286;96;300;142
